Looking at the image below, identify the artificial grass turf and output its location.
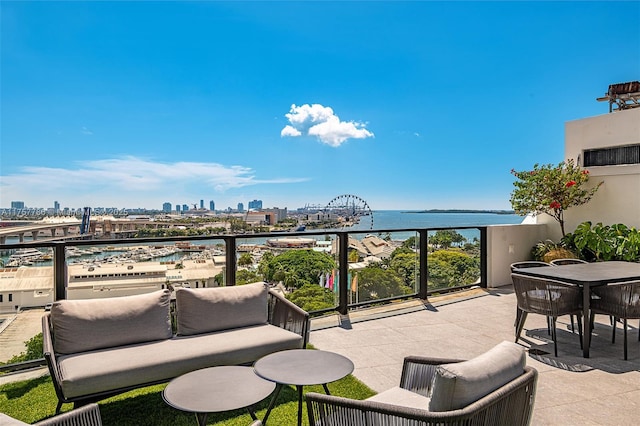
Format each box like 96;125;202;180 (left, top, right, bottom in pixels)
0;373;375;425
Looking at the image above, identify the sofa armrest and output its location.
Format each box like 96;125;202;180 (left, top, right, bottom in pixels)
35;403;102;426
267;289;309;347
399;356;464;397
42;313;66;410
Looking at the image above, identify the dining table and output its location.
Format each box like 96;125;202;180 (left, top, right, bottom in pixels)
515;261;640;358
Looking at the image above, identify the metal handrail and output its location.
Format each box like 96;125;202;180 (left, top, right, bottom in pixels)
0;225;488;312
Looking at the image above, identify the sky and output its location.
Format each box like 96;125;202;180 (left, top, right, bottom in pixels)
1;1;639;212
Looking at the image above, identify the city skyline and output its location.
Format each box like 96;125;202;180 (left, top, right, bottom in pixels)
2;2;639;211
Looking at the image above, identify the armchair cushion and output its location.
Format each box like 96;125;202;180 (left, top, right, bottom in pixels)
51;290;172;354
428;341;525;411
175;282;268;336
366;386;431;410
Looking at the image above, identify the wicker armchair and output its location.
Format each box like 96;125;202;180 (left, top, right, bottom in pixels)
0;403;102;426
511;273;583;356
306;353;537;426
550;258;588;266
590;280;640;360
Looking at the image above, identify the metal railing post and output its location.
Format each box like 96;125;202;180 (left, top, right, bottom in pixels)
53;242;67;301
338;232;349;315
480;227;488;288
225;236;236;286
419;229;428;300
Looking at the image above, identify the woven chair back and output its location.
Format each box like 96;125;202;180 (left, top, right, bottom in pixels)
592;280;640;319
511;274;582;317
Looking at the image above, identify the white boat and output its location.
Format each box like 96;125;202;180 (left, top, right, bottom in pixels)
8;248;45;263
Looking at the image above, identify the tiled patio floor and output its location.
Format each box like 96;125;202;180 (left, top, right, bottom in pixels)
309;288;640;426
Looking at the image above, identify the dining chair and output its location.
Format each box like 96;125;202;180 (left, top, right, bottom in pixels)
510;261;551;271
550;258;588;266
589;280;640;360
549;259;588;328
510;262;553;331
511;273;583;357
550;258;615;328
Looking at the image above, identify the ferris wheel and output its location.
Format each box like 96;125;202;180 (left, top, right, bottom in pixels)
324;194;374;230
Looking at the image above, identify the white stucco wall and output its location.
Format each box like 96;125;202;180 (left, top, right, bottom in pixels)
558;108;640;237
486;223;549;288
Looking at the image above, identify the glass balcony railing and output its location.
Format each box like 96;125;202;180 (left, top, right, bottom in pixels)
0;226;489;311
0;226;488;369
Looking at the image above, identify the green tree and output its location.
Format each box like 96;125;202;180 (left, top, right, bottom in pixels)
237;252;254;267
261;250;336;290
389;251;418;287
287;284;335;311
402;236;419;250
428;230;466;250
236;269;263;285
348;249;360;263
2;333;43;365
355;267;411;301
510;159;603;237
427;250;479;288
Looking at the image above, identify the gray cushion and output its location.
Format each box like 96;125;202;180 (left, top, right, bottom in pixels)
51;290;172;354
57;324;303;398
366;386;431;410
175;282;268;335
428;341;525;412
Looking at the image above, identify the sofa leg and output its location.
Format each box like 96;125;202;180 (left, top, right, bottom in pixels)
56;400;63;414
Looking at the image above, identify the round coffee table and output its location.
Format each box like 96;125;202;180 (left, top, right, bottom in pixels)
254;349;354;426
163;366;276;425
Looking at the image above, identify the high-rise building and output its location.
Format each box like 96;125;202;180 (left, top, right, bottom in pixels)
237;202;244;212
11;201;25;209
176;205;181;213
54;201;60;212
209;200;215;211
248;199;263;210
182;204;189;211
162;202;172;212
200;199;204;209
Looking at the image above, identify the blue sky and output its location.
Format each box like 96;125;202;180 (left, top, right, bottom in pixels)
1;1;639;212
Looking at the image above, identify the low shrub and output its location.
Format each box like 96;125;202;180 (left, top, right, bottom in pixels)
564;222;640;262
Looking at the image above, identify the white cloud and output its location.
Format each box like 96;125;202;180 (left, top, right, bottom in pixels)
81;126;93;135
280;125;302;137
281;103;374;147
0;157;308;208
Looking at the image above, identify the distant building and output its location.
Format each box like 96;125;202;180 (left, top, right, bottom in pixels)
248;199;263;210
209;200;215;211
266;237;316;249
264;207;288;223
162;202;172;212
54;201;60;212
176;205;181;213
10;201;25;209
200;199;204;209
182;204;189;211
245;211;272;226
237;202;244;212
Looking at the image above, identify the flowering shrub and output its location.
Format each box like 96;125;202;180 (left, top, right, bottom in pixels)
510;159;603;237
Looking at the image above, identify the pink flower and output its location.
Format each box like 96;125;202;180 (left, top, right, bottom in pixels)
565;180;576;188
550;201;561;209
582;170;589;175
